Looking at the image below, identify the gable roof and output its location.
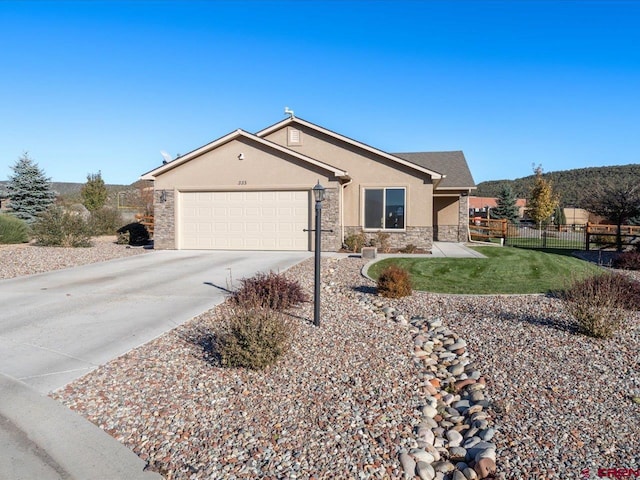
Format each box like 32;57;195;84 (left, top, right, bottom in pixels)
257;117;444;181
140;129;349;180
393;151;476;190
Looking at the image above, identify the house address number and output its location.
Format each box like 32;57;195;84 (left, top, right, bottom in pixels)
238;180;247;185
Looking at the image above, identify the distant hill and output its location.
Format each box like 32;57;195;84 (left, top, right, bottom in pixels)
474;164;640;207
0;181;131;193
0;181;135;206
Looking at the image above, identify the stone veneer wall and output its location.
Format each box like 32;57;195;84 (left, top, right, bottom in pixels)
317;187;340;252
434;225;461;242
153;190;175;250
343;226;433;252
458;195;470;242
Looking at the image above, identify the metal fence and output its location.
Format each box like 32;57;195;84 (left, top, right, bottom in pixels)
504;224;587;250
501;223;640;250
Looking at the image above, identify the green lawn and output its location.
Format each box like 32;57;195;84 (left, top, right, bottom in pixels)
367;246;603;294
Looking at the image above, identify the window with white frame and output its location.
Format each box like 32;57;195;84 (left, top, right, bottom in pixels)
364;187;405;229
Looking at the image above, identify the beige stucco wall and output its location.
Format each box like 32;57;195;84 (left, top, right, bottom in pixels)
151;136;342;250
153;137;339;191
263;125;434;228
434;195;460;226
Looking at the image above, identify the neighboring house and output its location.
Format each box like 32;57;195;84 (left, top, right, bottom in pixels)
563;207;590;225
469;196;528;220
140;116;476;251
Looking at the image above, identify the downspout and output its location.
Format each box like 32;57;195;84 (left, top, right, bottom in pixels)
340;177;353;247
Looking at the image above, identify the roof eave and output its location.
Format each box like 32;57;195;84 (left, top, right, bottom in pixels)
257;117;442;180
140;128;348;180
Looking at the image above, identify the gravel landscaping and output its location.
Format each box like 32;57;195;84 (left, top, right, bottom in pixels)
0;236;149;279
3;241;639;479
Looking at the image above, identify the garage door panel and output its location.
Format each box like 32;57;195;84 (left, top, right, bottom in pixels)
180;191;309;250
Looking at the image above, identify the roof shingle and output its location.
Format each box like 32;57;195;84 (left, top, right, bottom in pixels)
393;151;476;189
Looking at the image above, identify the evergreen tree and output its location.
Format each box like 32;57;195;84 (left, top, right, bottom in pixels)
553;205;566;226
491;185;520;223
81;171;108;212
527;165;559;227
6;153;56;223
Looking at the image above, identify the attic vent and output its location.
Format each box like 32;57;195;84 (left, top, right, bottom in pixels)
287;127;303;146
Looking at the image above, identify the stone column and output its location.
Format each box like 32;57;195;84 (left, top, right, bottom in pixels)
153;189;175;249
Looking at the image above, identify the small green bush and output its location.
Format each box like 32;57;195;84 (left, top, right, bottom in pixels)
613;251;640;271
344;232;367;253
88;207;123;236
563;272;637;338
216;306;295;370
377;264;412;298
231;271;307;310
0;214;29;244
32;207;92;247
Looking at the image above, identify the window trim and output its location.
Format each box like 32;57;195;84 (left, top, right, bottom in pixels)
361;186;407;231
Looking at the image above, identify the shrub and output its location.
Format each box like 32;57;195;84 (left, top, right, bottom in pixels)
116;231;130;245
344;233;367;253
0;214;29;244
563;272;639;338
590;234;614;248
231;271;307;310
31;206;92;247
216;306;295;370
375;231;391;253
400;244;418;254
377;264;412;298
88;207;123;236
116;222;150;246
612;251;640;271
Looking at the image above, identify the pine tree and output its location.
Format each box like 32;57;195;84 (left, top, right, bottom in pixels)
81;171;108;212
527;166;559;227
6;153;56;223
553;205;566;226
491;185;520;223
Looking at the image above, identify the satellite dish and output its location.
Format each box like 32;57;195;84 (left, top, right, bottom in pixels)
160;150;172;164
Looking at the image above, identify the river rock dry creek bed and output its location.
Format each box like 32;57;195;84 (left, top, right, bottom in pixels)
2;239;639;479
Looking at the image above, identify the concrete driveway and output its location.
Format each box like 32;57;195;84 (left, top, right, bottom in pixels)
0;250;312;394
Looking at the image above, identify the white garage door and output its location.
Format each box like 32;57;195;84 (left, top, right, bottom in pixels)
180;191;310;250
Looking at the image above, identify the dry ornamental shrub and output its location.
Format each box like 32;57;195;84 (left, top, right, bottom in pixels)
0;214;29;244
344;232;367;253
216;306;295;370
32;206;92;247
88;207;123;236
400;244;418;254
613;251;640;271
375;231;391;253
231;271;307;310
563;272;638;338
377;264;413;298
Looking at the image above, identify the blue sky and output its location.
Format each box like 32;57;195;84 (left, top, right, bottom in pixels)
1;0;638;186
